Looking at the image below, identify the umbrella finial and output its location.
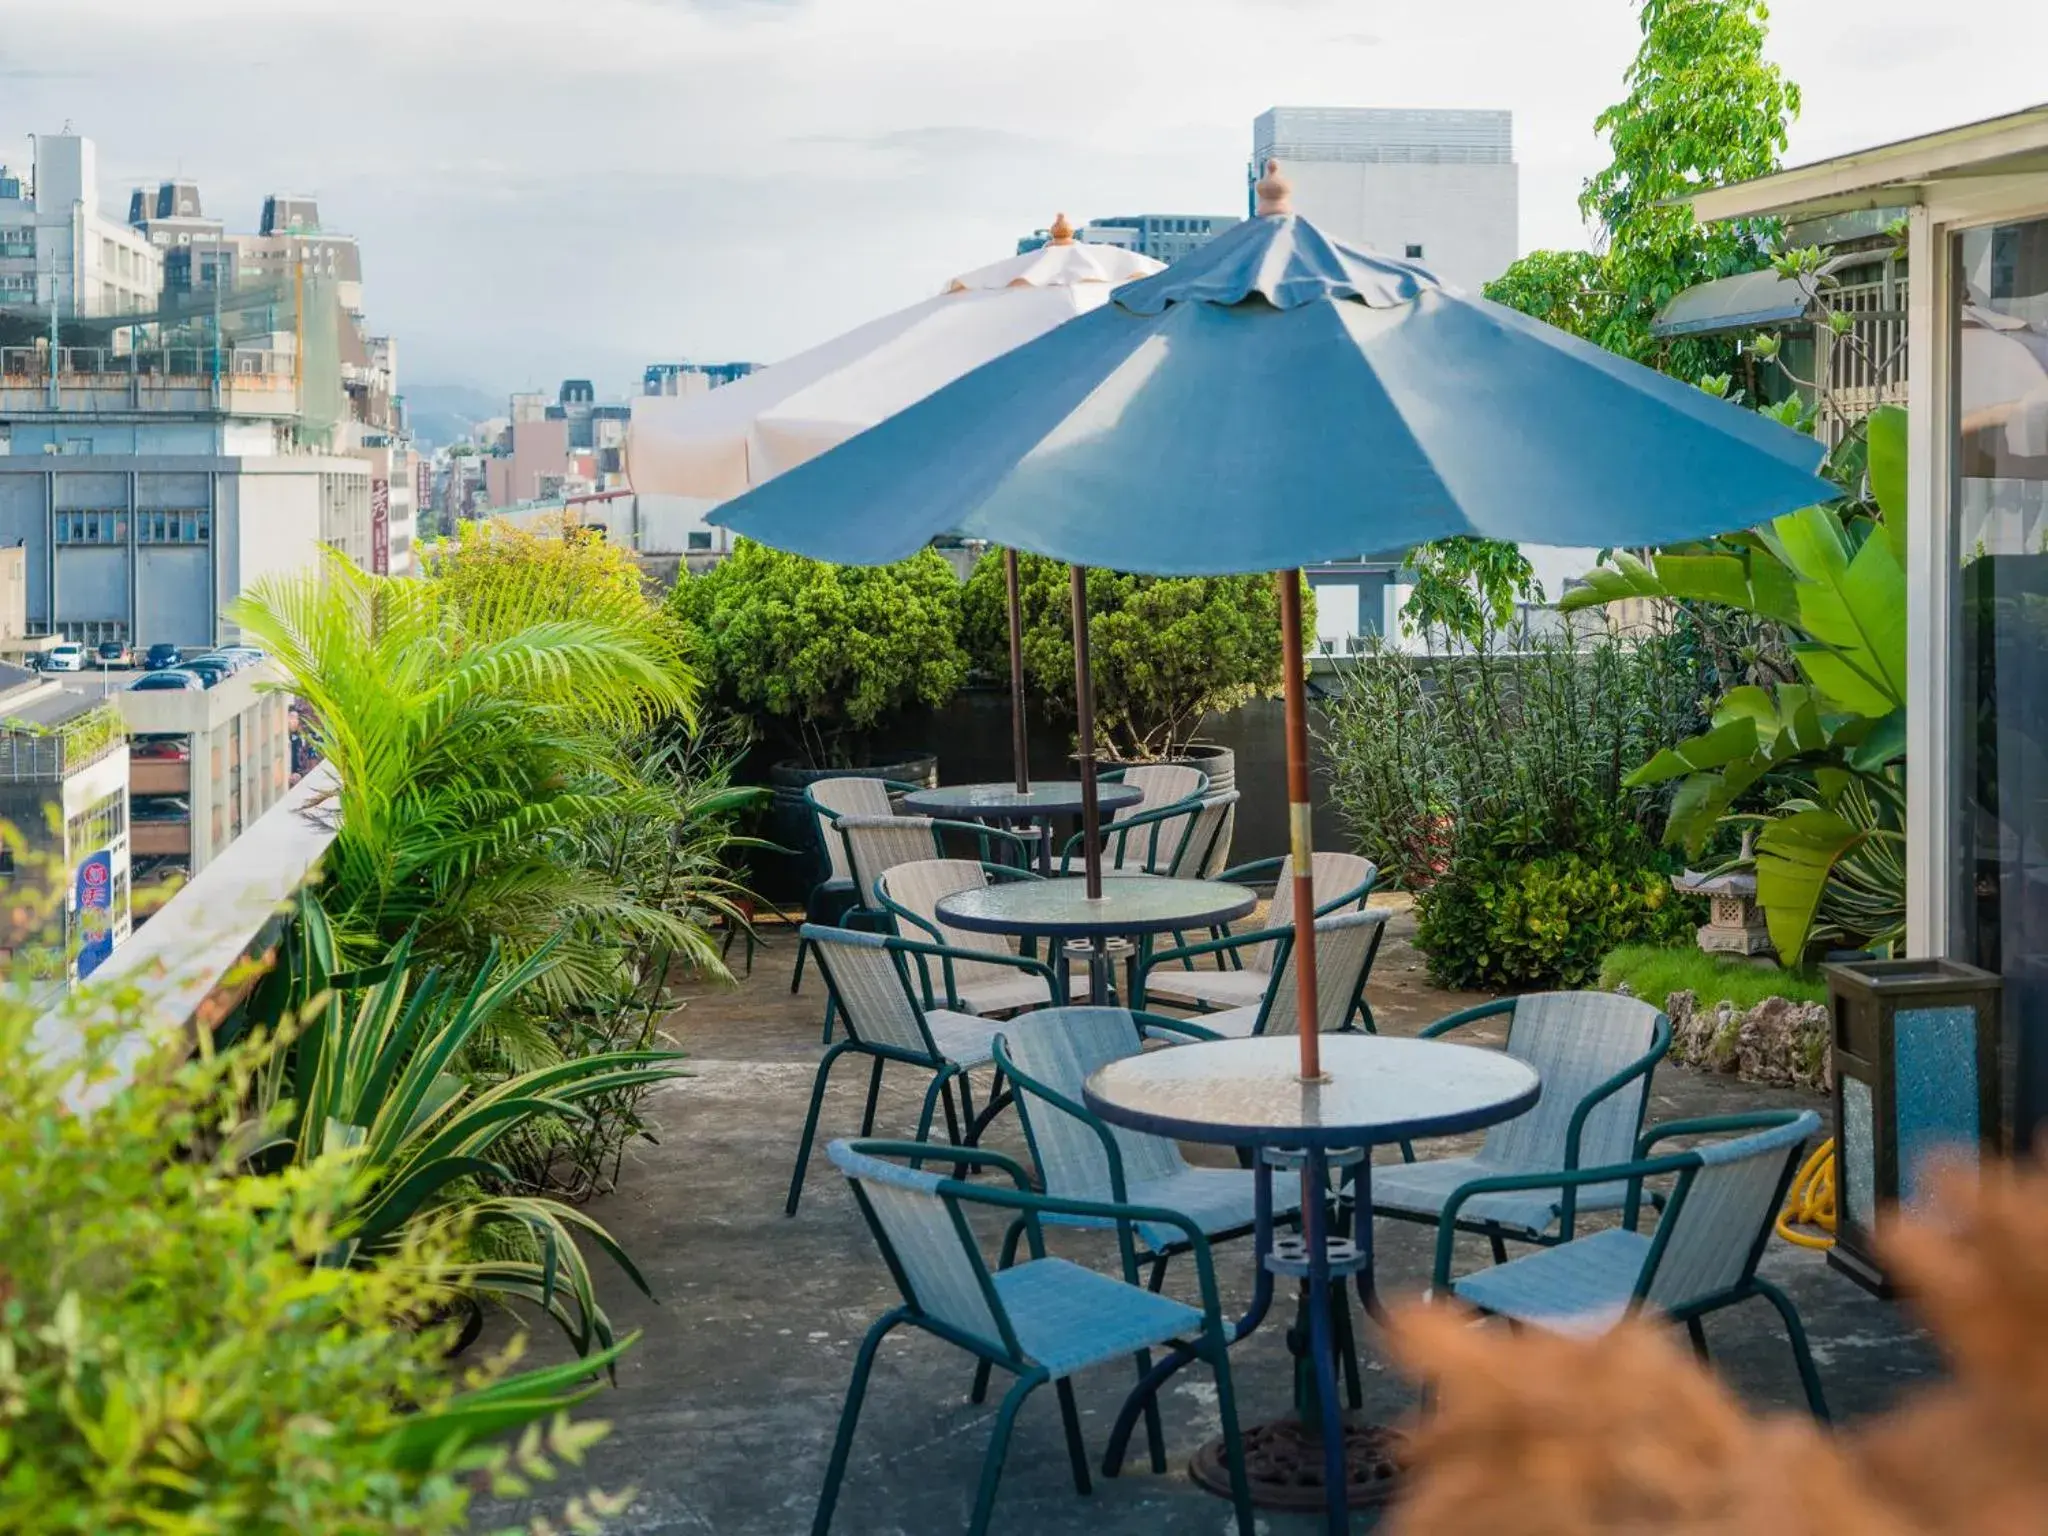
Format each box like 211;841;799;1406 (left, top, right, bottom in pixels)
1255;159;1293;217
1048;212;1076;246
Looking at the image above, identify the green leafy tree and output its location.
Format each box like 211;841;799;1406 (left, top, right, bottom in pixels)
1581;0;1801;370
0;997;630;1534
1399;537;1544;650
960;551;1302;761
1481;249;1618;342
669;539;968;766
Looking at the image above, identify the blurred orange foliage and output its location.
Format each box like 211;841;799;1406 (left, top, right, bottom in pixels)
1388;1155;2048;1535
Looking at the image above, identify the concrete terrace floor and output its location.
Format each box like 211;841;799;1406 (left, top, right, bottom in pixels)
492;901;1945;1535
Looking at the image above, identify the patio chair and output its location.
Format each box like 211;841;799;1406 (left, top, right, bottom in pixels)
1371;993;1673;1257
815;1138;1254;1536
1430;1109;1829;1420
785;926;1060;1216
793;776;916;997
993;1007;1305;1287
1132;907;1387;1039
839;815;1040;930
1059;789;1235;877
878;858;1076;1016
1102;762;1207;824
1140;852;1378;1017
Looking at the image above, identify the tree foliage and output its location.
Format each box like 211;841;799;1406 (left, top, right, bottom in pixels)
1399;537;1544;651
960;551;1301;761
668;539;968;766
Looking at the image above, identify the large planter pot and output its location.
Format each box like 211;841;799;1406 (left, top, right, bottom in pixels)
1161;742;1236;795
763;754;939;905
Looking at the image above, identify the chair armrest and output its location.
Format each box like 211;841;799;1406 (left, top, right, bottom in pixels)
954;1179;1226;1321
1218;855;1285;887
847;1138;1035;1190
1554;1012;1675;1232
1430;1155;1696;1290
1633;1110;1807;1160
883;934;1063;1007
1132;923;1289;987
1418;998;1518;1039
1133;1012;1222;1044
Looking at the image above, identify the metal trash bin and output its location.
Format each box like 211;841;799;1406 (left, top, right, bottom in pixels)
1824;957;2003;1296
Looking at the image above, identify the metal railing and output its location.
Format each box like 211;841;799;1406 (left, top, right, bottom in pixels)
0;345;293;380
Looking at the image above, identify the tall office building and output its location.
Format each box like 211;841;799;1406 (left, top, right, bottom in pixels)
1250;107;1518;292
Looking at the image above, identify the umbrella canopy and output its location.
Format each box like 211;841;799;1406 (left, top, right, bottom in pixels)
711;164;1841;1086
625;222;1164;499
707;206;1835;570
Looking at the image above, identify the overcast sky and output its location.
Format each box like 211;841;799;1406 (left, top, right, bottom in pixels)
5;1;2043;396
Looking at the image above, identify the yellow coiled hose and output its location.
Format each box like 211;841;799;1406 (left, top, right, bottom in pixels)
1775;1139;1837;1249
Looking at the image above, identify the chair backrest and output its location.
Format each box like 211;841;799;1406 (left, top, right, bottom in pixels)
829;1140;1012;1353
997;1009;1187;1202
1162;791;1238;878
806;778;896;884
1480;993;1668;1175
1642;1112;1820;1312
802;926;940;1059
1252;908;1387;1036
878;858;1015;961
1252;852;1379;971
837;815;940;909
1199;800;1238;880
1108;763;1207;823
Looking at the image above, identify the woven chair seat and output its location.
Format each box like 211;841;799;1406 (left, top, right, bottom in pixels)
990;1258;1204;1379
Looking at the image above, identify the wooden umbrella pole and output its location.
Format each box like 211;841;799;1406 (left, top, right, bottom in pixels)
1070;563;1104;900
1005;548;1030;793
1278;570;1322;1079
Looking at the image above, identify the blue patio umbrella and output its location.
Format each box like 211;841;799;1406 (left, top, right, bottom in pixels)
712;164;1838;1073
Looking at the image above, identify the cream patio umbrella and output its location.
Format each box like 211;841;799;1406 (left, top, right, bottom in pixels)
626;220;1164;790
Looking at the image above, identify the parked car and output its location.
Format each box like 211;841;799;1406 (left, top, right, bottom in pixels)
180;657;234;688
131;736;192;761
131;796;191;823
44;643;85;673
129;669;205;692
95;641;129;668
207;646;265;669
143;643;183;671
189;650;255;675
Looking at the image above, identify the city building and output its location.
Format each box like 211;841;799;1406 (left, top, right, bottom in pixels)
643;361;758;396
0;131;390;649
115;662;291;880
1250;106;1518;291
0;664;131;976
1016;214;1241;262
0;134;163;317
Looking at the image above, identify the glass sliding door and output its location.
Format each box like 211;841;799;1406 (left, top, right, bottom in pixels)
1955;215;2048;1143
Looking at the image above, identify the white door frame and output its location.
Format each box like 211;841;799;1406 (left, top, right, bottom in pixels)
1906;181;2048;957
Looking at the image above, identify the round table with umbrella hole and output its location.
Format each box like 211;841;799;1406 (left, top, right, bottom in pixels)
935;874;1255;1004
901;780;1143;873
1082;1033;1542;1529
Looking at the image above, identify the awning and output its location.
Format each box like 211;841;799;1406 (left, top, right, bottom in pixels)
1651;268;1810;338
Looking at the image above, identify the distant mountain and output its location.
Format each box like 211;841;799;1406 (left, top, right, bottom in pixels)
404;382;504;448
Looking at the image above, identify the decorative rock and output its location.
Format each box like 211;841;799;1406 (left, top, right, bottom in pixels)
1661;987;1830;1091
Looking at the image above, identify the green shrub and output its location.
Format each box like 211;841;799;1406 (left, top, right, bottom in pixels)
1415;842;1698;991
1597;943;1827;1009
0;998;628;1534
669;539;967;766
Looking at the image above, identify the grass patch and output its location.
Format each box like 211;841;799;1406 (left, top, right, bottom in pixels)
1598;944;1828;1011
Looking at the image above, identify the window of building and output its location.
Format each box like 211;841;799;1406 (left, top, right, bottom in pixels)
686;530;714;551
1405;244;1425;260
136;509;209;544
66;787;127;858
60;619;130;648
54;511;127;545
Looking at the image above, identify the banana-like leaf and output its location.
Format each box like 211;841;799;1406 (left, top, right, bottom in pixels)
1848;707;1907;772
1756;808;1869;960
1866;404;1908;564
1625;717;1759;788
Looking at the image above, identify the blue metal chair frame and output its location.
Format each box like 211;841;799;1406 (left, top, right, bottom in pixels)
786;927;1063;1216
1128;911;1386;1035
1377;994;1674;1260
816;1139;1254;1536
1055;791;1210;875
841;817;1042;931
1430;1110;1830;1420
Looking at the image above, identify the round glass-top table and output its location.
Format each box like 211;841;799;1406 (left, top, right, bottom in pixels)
900;780;1143;872
936;875;1256;1001
1084;1034;1541;1527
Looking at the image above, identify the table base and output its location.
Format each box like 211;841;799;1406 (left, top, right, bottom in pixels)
1188;1417;1407;1513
